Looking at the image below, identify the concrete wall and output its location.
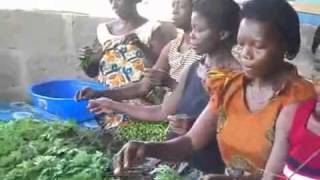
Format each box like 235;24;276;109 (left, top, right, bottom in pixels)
0;10;110;101
0;9;318;101
293;24;318;79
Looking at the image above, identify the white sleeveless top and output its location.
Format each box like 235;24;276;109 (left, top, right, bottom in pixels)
96;20;161;48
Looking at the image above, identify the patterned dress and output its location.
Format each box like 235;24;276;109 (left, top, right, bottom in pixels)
97;21;161;88
96;21;162;127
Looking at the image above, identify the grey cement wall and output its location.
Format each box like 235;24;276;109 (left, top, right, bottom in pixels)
0;9;318;101
0;10;111;101
294;24;319;79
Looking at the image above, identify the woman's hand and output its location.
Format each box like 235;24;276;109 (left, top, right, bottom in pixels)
78;45;103;65
113;141;146;176
167;114;194;135
87;97;115;114
75;87;102;101
123;33;144;48
78;46;92;60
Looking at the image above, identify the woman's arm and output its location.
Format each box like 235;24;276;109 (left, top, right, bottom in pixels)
112;104;219;175
76;42;175;101
262;103;298;180
88;65;191;121
143;23;177;67
142;41;178;90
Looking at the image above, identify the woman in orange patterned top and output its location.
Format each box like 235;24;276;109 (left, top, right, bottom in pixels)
111;0;316;179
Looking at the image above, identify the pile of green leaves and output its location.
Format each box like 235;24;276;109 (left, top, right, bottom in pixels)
0;119;115;180
153;165;182;180
116;121;168;142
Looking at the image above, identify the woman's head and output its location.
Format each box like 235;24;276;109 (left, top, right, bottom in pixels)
190;0;240;55
237;0;300;79
171;0;193;30
109;0;141;19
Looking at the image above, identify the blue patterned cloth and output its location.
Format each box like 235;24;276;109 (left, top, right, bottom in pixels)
0;101;99;128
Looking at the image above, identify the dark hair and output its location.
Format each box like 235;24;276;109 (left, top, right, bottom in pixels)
193;0;240;45
312;26;320;54
241;0;300;60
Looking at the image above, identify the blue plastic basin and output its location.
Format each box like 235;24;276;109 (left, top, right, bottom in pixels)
28;79;107;122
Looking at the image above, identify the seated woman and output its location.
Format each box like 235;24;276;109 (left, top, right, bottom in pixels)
88;0;241;174
263;85;320;179
77;0;200;105
78;0;176;125
79;0;176;95
77;0;199;128
110;0;316;179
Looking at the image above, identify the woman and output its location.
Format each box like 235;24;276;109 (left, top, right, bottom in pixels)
76;0;199;104
111;0;316;179
77;0;197;128
79;0;175;91
262;100;320;180
262;78;320;180
78;0;176;125
88;0;241;174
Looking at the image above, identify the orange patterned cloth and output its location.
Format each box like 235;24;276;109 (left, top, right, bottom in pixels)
205;69;240;112
96;21;161;89
98;40;145;88
206;66;316;175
